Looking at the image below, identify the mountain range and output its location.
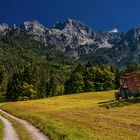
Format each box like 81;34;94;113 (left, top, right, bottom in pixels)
0;19;140;67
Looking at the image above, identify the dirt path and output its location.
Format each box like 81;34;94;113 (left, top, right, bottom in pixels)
0;109;49;140
0;115;19;140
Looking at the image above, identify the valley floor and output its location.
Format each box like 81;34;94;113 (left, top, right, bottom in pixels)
0;90;140;140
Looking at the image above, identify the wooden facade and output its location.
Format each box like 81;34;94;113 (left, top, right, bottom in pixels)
122;71;140;91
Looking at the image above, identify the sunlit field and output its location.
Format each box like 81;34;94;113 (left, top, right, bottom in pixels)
1;90;140;140
0;118;3;140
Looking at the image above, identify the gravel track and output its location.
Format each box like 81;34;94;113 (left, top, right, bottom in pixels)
0;114;19;140
0;109;49;140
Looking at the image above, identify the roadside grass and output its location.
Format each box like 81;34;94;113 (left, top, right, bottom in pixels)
1;90;140;140
0;112;33;140
0;118;3;140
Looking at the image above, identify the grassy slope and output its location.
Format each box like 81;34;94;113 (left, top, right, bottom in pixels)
0;103;4;140
0;119;3;140
1;90;140;140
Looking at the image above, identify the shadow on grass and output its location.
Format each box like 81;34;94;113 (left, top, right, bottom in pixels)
99;98;140;109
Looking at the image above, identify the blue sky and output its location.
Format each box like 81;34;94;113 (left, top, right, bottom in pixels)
0;0;140;31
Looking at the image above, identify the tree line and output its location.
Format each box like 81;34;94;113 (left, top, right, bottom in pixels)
1;62;140;102
65;63;116;94
1;61;136;102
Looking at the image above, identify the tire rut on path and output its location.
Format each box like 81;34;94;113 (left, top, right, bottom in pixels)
0;109;49;140
0;115;19;140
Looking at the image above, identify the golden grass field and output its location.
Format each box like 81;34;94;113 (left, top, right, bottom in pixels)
1;90;140;140
0;118;3;140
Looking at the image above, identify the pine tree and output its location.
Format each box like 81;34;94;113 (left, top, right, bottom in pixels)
65;72;84;94
0;66;9;101
115;69;124;89
46;76;58;97
83;66;96;92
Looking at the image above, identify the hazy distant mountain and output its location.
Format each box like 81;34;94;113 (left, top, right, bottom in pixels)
0;19;140;67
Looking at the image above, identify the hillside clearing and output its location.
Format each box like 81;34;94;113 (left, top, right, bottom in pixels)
1;90;140;140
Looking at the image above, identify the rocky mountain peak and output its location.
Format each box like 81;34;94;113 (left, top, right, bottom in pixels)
24;20;44;28
53;18;80;30
23;20;46;44
45;19;95;50
53;18;92;35
123;27;140;41
23;20;45;35
0;23;9;33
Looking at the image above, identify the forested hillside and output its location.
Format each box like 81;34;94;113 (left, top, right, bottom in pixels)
0;31;140;101
0;33;75;101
